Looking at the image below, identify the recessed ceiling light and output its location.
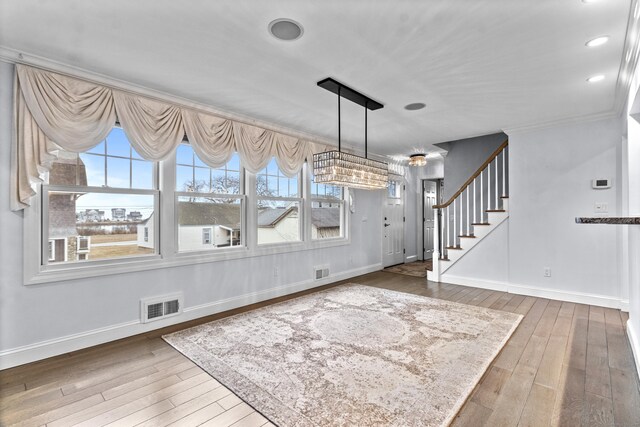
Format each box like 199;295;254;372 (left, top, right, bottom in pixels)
404;102;426;111
268;18;304;41
587;74;605;83
586;36;609;47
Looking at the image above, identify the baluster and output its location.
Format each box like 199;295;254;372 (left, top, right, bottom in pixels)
466;186;470;236
488;158;492;211
502;147;507;197
480;170;484;223
446;205;450;256
495;157;499;210
453;199;457;248
439;208;444;259
473;177;477;228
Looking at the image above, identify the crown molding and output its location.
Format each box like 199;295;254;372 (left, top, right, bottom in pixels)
502;110;620;136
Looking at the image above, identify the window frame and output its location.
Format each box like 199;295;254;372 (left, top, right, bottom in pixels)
255;161;304;247
24;147;350;286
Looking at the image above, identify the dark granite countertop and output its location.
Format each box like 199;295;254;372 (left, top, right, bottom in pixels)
575;217;640;224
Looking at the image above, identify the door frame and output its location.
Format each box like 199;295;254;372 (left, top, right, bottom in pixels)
422;178;443;261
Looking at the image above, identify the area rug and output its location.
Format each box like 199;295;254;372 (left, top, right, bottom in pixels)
383;260;432;277
163;284;522;427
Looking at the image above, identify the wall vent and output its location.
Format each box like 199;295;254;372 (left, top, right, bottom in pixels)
314;265;330;280
141;293;183;323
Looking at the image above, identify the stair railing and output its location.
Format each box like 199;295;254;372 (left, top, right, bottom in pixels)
432;140;509;268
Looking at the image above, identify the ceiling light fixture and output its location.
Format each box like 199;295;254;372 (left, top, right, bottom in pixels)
404;102;426;111
587;74;605;83
313;78;388;190
408;154;427;167
268;18;304;41
586;36;609;47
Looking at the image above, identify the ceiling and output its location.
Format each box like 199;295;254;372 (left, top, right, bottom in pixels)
0;0;634;159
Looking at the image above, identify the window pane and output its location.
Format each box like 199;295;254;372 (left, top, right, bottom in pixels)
176;165;194;191
177;196;242;252
176;144;194;166
256;159;298;198
194;167;211;192
227;153;240;171
257;200;300;244
79;153;105;187
47;190;155;264
132;160;153;190
106;128;132;158
224;172;241;195
87;141;105;155
311;201;343;240
107;157;130;188
194;154;208;168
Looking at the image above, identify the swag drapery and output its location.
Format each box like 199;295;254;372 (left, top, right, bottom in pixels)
10;64;329;210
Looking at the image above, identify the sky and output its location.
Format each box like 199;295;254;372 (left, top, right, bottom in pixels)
73;128;339;220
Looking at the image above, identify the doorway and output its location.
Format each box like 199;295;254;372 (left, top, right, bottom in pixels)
422;179;442;261
383;177;405;268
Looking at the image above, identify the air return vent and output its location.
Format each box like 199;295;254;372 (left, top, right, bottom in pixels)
314;265;330;280
141;293;183;323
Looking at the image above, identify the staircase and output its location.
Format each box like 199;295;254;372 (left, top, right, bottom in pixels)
431;140;509;281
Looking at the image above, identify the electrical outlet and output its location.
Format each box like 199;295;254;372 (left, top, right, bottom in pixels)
594;203;608;213
544;267;551;277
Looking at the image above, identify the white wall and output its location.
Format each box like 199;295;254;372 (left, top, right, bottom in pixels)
508;117;622;304
0;61;384;367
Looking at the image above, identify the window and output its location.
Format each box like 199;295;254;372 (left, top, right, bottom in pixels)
175;144;244;252
76;236;90;253
47;240;55;262
256;159;302;245
310;176;345;240
43;127;158;266
202;228;212;245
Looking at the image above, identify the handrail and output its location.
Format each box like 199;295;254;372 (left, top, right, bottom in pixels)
433;139;508;209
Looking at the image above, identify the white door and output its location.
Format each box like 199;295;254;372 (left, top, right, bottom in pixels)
423;180;437;260
383;179;405;267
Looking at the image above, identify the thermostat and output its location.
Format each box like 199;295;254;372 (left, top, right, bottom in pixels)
592;179;611;189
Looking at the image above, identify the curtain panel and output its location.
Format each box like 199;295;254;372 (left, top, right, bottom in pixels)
10;64;329;210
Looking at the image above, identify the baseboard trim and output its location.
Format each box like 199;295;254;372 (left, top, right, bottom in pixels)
0;263;382;370
439;275;508;292
405;255;418;263
627;320;640;381
439;274;624;309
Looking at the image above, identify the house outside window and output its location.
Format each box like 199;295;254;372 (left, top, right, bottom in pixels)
43;127;158;266
256;159;302;245
310;175;345;240
175;144;244;252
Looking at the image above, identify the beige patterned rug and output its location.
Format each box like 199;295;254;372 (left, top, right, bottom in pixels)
384;260;432;277
163;284;522;426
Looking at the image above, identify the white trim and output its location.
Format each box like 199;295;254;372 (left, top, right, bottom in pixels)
405;255;418;263
503;110;619;137
0;263;381;370
439;274;626;309
627;320;640;381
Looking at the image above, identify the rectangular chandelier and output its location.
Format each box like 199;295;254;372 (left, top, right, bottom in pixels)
313;78;389;190
313;151;389;190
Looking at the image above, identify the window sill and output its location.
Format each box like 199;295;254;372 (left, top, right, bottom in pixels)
25;237;350;286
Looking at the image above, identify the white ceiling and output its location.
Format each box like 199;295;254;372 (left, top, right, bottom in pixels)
0;0;634;158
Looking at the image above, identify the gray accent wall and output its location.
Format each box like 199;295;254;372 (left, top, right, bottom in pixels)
436;132;507;201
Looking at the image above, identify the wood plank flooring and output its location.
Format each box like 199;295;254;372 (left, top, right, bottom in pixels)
1;271;638;426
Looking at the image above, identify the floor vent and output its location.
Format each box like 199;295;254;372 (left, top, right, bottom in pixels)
314;265;330;280
141;293;183;323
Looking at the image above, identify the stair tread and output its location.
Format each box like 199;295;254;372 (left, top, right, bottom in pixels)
486;209;506;212
459;235;476;238
500;196;509;199
439;257;450;261
472;222;490;225
446;246;463;250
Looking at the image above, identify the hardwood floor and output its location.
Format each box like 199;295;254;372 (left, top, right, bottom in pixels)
1;271;638;426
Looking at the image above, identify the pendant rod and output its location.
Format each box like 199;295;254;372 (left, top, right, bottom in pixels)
338;86;341;152
364;102;368;159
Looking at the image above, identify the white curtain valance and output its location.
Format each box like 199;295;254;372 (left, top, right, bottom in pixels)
11;64;330;210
